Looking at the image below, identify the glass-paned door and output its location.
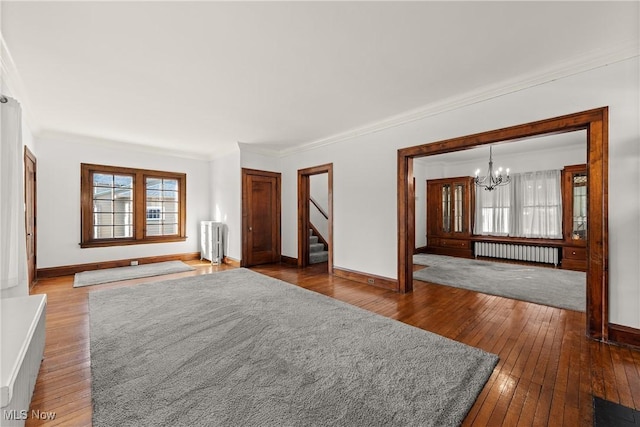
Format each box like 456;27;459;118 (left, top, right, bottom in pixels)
572;173;587;240
454;183;464;232
442;184;451;233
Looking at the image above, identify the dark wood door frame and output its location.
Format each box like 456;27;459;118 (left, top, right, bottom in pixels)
398;107;609;341
24;146;37;288
298;164;333;272
241;168;281;267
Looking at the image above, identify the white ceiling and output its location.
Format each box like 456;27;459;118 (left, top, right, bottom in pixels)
1;1;638;158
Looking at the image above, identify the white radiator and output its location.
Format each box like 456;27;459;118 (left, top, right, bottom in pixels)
200;221;224;264
474;242;559;266
1;295;47;427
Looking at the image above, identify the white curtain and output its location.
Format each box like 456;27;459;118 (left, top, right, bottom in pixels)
0;96;28;295
511;170;563;238
474;182;511;236
474;170;563;239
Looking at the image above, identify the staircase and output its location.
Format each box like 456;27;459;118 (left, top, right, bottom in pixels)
309;229;328;264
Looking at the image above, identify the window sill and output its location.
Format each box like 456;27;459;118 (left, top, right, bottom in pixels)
80;237;187;248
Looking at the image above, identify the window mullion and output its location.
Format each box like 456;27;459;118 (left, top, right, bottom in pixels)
134;172;145;240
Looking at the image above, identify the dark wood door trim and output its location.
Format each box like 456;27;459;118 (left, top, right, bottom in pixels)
241;168;281;267
297;164;333;273
24;146;37;288
398;107;609;341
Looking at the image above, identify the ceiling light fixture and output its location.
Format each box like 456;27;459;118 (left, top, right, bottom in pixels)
474;146;510;191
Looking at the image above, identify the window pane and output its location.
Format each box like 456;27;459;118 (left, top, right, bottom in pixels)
114;175;133;188
113;200;133;213
93;174;113;187
114;188;133;200
113;225;133;238
94;213;113;226
114;213;132;225
146;224;161;236
162;190;178;201
163;213;178;223
164;179;178;191
145;177;180;237
94;187;113;200
163;224;178;235
94;226;113;239
93;200;113;213
163;202;178;213
146;178;162;190
91;171;134;240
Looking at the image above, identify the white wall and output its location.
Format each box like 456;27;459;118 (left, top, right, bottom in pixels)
36;137;211;268
413;159;436;249
269;57;640;328
211;149;242;261
21;112;35;155
239;145;281;173
279;138;398;277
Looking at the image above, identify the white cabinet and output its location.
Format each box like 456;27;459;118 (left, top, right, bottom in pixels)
200;221;224;264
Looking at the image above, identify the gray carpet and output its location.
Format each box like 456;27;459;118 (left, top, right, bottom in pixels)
89;268;498;427
74;260;195;287
413;254;585;312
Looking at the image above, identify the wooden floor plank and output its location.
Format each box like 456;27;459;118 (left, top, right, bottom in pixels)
610;346;636;408
620;348;640;408
22;261;640;426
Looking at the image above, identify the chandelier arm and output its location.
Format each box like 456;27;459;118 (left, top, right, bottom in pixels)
474;146;510;192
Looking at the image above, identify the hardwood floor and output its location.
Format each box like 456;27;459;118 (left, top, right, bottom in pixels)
26;261;640;426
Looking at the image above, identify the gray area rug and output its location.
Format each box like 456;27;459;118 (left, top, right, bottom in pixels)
413;254;585;312
89;268;498;426
74;260;195;287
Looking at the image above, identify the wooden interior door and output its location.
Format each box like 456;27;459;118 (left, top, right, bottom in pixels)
242;169;281;266
24;147;37;287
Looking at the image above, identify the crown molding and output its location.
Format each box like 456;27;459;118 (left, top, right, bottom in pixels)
37;129;212;161
236;142;282;158
274;39;639;158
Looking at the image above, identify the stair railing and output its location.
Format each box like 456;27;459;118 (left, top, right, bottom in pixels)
310;196;328;219
309;196;329;249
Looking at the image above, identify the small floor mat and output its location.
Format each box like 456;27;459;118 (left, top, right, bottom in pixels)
74;261;195;287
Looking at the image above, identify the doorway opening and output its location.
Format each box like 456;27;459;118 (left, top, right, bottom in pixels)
398;108;609;341
298;164;333;273
24;146;37;288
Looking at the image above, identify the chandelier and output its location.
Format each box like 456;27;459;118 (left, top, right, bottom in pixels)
474;146;510;191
